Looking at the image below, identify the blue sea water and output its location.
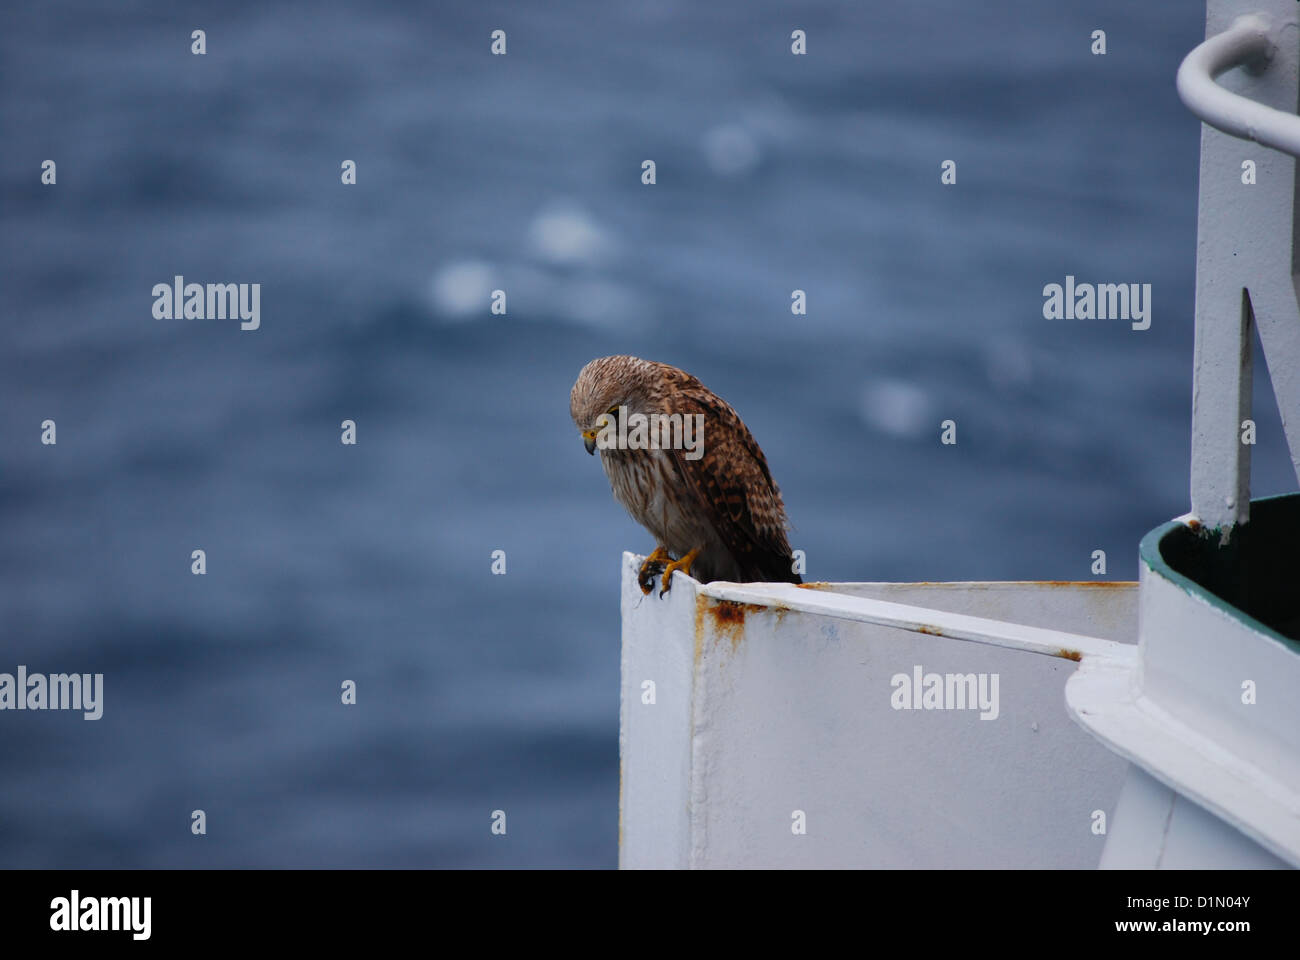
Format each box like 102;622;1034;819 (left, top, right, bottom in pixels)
1;0;1295;867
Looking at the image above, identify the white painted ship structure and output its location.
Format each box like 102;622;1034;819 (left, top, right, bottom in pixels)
618;0;1300;869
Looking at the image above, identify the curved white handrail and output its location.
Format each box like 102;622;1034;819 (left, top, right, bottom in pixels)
1176;13;1300;158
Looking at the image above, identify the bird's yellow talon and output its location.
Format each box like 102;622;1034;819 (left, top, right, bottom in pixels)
638;546;670;594
659;547;701;597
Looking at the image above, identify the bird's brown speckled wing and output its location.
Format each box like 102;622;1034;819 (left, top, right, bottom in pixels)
660;366;800;584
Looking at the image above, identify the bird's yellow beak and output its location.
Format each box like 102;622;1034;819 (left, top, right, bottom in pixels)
582;429;598;455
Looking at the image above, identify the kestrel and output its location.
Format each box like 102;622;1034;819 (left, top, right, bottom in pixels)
570;355;801;594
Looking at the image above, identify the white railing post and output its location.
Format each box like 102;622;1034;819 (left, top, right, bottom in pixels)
1179;0;1300;531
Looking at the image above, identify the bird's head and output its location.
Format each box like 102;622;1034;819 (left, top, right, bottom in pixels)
570;355;652;455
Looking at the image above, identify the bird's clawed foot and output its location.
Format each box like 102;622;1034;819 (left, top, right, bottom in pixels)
638;546;671;595
659;547;701;597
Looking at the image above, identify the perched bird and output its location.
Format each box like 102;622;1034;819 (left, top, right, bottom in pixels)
570;355;801;594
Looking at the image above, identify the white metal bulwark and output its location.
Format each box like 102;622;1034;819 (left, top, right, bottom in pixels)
619;555;1139;869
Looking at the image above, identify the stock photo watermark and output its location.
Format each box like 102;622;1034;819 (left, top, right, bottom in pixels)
583;406;706;460
50;891;150;940
152;276;261;331
0;666;103;719
890;665;999;720
1042;275;1151;331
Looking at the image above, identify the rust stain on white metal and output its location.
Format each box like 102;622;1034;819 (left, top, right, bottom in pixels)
694;596;789;655
693;596;707;666
1036;581;1135;589
858;580;1135;589
702;581;1131;663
